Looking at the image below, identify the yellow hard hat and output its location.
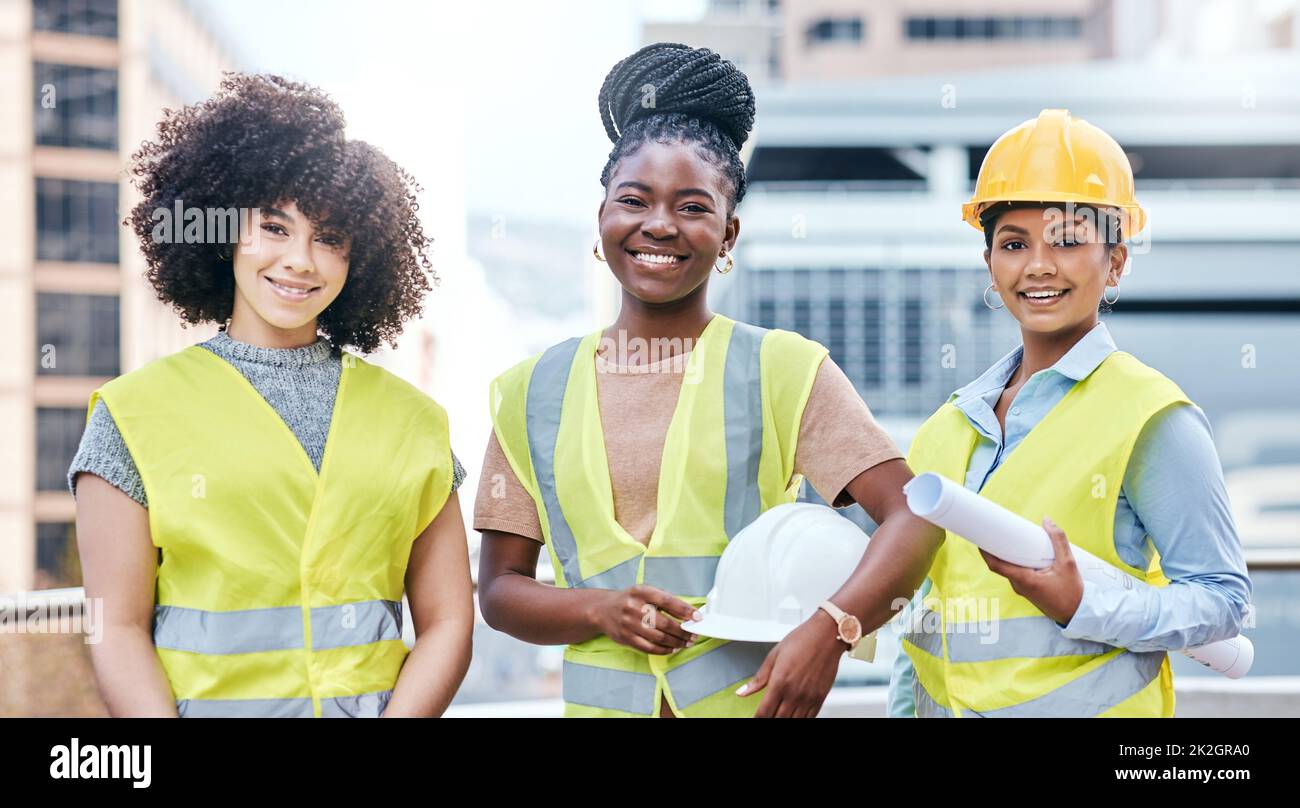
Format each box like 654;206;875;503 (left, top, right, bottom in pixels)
962;109;1146;237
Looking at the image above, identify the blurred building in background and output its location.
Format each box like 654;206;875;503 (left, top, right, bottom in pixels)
467;212;597;330
647;0;1112;83
722;58;1300;424
650;0;1299;81
0;0;238;595
645;0;1300;683
3;0;1297;716
644;0;784;84
777;0;1113;80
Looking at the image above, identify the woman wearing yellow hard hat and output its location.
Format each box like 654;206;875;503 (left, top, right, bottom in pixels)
888;109;1252;717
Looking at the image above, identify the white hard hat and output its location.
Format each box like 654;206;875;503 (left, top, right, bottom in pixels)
681;502;870;643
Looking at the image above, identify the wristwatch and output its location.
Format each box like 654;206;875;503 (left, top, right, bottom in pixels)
818;600;863;651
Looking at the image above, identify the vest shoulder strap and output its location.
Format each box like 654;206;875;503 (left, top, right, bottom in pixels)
1091;351;1190;416
488;325;830;522
758;327;830;470
907;402;970;476
91;345;210;423
91;347;310;506
95;346;450;429
343;353;454;532
907;352;1189;474
344;352;450;427
489;349;553;503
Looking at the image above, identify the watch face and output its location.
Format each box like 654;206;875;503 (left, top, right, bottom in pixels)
841;616;862;644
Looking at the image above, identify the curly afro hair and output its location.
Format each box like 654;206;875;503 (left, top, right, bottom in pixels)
598;43;756;215
126;72;435;354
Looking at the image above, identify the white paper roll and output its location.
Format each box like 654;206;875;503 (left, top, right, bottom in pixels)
905;472;1253;679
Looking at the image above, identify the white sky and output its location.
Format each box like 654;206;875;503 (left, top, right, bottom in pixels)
203;0;708;231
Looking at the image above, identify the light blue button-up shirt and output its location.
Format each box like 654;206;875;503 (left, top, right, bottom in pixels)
886;322;1253;717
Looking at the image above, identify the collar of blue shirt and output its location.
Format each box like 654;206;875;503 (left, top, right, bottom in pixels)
949;321;1118;409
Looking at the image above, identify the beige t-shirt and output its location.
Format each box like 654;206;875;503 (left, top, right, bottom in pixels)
474;338;903;544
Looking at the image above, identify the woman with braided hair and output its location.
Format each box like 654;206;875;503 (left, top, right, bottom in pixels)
475;43;943;718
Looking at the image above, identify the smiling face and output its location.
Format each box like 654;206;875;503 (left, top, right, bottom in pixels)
230;201;350;337
984;205;1126;338
597;140;739;306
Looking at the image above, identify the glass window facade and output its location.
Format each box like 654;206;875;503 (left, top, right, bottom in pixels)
36;293;120;377
35;178;119;264
32;0;118;38
36;407;86;492
34;62;118;150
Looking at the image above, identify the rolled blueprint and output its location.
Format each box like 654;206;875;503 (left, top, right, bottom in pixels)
904;472;1253;679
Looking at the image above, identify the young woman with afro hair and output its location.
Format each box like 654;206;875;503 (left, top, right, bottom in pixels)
68;73;473;718
474;44;944;718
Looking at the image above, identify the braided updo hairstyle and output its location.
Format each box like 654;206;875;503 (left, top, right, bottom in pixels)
598;43;756;215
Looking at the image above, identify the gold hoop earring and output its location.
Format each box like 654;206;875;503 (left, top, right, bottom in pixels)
983;283;1004;310
714;251;734;275
1104;284;1121;305
592;239;606;263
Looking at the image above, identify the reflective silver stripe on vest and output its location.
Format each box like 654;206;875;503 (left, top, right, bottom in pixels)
176;689;393;718
177;697;314;718
910;608;1165;717
946;616;1113;663
154;600;402;655
319;690;393;718
904;610;1112;663
903;628;943;659
310;600;403;651
642;556;721;598
664;640;775;710
722;322;765;539
562;641;774;714
563;661;658;715
968;649;1166;717
155;604;302;654
526;337;585;588
914;679;953;718
578;554;641;591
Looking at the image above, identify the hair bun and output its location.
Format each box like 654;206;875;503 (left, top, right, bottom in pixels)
598;42;755;149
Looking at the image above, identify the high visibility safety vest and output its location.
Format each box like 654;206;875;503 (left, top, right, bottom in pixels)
490;314;827;717
88;345;454;717
903;351;1189;717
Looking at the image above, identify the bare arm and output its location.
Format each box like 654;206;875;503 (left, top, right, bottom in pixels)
384;492;475;718
477;530;696;653
477;530;605;645
73;472;178;717
831;458;946;632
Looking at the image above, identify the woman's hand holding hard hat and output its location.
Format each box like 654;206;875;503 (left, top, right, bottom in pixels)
590;583;701;655
737;611;848;718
